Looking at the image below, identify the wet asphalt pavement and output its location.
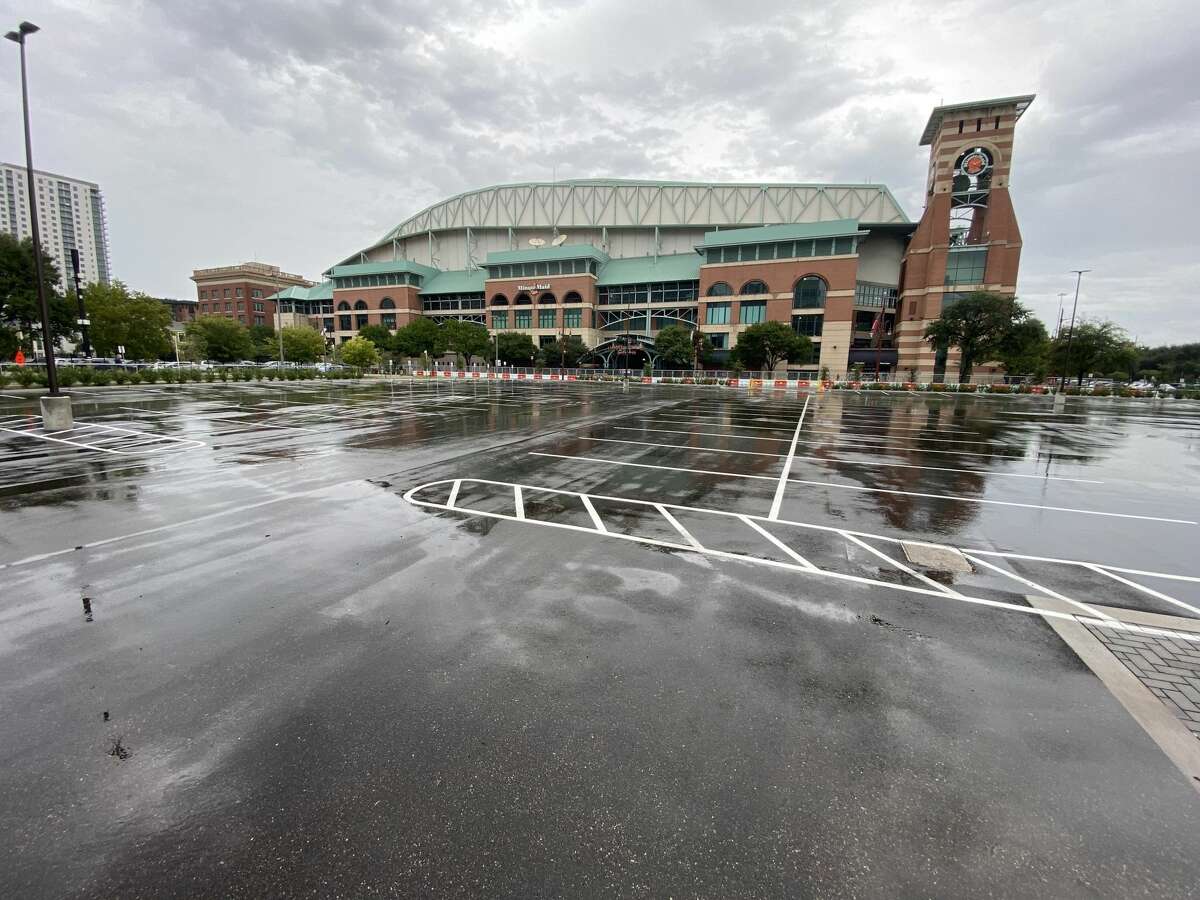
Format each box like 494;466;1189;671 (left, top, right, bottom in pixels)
1;379;1198;898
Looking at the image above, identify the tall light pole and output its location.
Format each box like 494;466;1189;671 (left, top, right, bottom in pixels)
6;21;68;424
1054;292;1066;339
1058;269;1091;391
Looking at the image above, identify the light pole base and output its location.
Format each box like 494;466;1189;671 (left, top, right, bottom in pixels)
40;394;73;432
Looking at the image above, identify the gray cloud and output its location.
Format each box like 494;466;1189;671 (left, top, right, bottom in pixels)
1;0;1196;344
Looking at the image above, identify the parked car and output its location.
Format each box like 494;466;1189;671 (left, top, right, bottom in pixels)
315;362;346;372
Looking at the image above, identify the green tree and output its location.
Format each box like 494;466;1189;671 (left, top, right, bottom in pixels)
495;332;537;366
654;325;699;368
394;318;445;358
339;335;380;368
84;281;172;360
0;232;74;349
357;323;395;352
185;316;254;362
1051;319;1138;386
732;321;811;372
923;291;1036;383
443;320;492;364
540;334;590;368
281;325;326;363
247;323;277;362
1136;342;1200;383
994;317;1050;380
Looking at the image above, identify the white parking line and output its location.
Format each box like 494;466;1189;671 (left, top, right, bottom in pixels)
647;415;998;447
614;426;1072;460
843;532;964;598
656;504;703;549
962;553;1116;620
769;395;810;520
739;515;818;570
528;452;1196;525
1086;564;1200;618
405;477;1199;642
580;436;1103;483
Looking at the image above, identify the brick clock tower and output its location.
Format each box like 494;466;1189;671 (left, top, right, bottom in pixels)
895;94;1035;380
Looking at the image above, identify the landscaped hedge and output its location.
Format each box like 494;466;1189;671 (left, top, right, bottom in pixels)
0;365;364;390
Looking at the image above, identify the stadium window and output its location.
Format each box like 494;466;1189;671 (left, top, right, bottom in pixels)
706;332;727;350
538;309;555;329
944;248;988;285
492;310;508;328
563;291;582;304
338;314;352;330
381;313;396;329
337;301;350;310
739;301;766;324
514;309;532;329
707;282;733;297
538;292;556;305
793;276;827;309
813;238;834;256
833;237;855;255
354;299;368;310
380;297;395;309
705;302;731;325
355;314;369;328
740;280;769;296
792;314;824;337
490;294;509;306
515;293;532;305
563;309;582;328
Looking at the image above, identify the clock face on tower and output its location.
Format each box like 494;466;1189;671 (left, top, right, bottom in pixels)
957;148;991;178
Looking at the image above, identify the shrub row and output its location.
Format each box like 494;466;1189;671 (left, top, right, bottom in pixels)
0;366;364;389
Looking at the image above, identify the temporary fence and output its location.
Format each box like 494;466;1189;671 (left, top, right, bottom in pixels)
402;366;1064;395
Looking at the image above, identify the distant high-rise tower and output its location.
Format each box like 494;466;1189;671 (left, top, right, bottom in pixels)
895;95;1034;379
0;163;112;287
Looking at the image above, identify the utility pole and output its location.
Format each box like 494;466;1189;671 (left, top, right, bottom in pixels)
7;20;71;429
1058;269;1090;391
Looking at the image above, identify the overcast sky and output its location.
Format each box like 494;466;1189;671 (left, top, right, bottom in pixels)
1;0;1196;344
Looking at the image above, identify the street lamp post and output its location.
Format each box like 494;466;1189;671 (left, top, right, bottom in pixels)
1058;269;1091;391
6;20;71;428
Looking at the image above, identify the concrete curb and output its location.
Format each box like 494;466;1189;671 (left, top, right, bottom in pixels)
1027;594;1200;796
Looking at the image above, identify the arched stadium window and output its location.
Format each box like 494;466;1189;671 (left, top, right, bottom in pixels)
380;297;395;309
354;299;368;310
490;294;509;306
337;301;350;311
563;291;582;303
515;293;532;305
538;292;556;305
740;280;769;295
793;275;827;309
707;282;733;297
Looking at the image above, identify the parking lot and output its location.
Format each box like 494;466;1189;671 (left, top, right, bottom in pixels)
1;379;1199;897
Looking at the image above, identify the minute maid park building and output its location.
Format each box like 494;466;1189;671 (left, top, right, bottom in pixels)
264;95;1033;378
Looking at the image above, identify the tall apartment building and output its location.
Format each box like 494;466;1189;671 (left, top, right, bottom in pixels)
0;163;112;287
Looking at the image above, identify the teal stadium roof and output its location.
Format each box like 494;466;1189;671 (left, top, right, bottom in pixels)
596;253;700;285
421;268;487;295
329;260;440;279
485;244;610;266
696;219;864;249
